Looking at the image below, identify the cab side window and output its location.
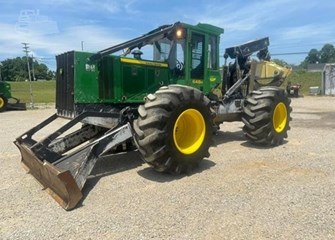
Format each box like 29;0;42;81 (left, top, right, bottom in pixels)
208;35;218;70
191;33;204;79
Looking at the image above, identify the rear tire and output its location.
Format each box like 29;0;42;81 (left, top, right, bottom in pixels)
0;95;8;112
133;85;214;174
241;87;291;146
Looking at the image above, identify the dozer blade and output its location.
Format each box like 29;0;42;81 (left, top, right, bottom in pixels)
14;113;133;210
15;143;82;209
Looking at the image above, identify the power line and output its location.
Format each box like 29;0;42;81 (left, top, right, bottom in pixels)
271;52;309;56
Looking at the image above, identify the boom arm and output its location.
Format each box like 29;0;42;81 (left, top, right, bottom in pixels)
225;37;270;59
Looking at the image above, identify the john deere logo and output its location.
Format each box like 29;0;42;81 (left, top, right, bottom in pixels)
85;64;96;72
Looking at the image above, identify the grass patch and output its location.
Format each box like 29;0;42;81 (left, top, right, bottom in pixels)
9;80;56;103
7;70;323;103
286;70;322;95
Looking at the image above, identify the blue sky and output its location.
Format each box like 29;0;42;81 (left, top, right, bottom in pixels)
0;0;334;70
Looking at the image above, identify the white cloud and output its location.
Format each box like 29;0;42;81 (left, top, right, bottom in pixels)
280;24;334;41
1;0;335;68
41;0;139;14
187;0;290;30
0;22;127;63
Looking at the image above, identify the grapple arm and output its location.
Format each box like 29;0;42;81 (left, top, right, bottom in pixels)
89;22;180;62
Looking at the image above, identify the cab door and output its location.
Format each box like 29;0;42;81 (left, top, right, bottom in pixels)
190;32;205;84
188;32;221;94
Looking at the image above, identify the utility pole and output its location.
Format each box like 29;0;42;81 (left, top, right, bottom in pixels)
22;42;34;108
31;54;36;81
81;41;84;51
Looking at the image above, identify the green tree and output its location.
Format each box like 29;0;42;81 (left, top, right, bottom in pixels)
34;62;49;79
1;57;27;81
0;56;54;81
47;70;55;80
300;44;335;68
319;44;335;63
300;49;320;69
306;49;320;63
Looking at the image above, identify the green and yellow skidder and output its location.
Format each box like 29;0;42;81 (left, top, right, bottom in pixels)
15;22;291;210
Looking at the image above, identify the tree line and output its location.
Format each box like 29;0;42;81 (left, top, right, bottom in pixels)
0;56;55;81
299;43;335;68
271;43;335;68
1;43;334;81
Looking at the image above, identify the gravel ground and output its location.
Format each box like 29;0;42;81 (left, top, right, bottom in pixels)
0;96;335;240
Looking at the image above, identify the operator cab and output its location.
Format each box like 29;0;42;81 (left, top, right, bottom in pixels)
150;23;223;93
89;22;223;96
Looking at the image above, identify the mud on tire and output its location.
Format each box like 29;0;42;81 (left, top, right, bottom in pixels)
241;87;292;146
133;85;214;174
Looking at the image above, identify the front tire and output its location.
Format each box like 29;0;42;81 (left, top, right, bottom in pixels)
241;87;292;146
133;85;214;174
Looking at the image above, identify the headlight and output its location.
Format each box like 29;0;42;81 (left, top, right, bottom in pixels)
176;29;183;39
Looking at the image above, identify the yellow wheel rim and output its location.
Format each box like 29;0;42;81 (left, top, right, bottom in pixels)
273;102;287;133
173;109;206;155
0;97;4;108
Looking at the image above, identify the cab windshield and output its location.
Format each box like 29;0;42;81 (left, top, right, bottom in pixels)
124;29;186;77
